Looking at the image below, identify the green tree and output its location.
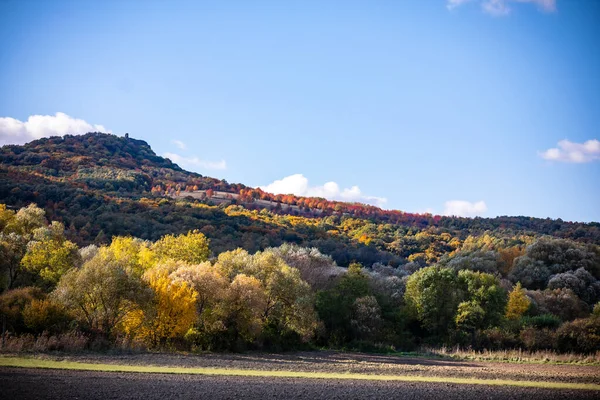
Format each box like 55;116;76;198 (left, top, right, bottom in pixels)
20;222;80;287
458;270;507;328
0;233;29;289
316;263;372;344
404;266;464;337
455;300;485;332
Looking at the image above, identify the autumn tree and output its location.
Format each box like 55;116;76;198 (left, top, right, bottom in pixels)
505;282;531;320
269;243;344;290
103;236;156;277
170;262;229;347
151;230;210;264
12;204;47;234
220;274;267;345
53;251;148;338
252;250;317;342
22;298;72;334
0;287;44;334
498;246;524;276
123;262;197;347
215;249;317;343
547;267;600;305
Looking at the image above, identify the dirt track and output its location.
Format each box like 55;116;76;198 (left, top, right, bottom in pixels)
1;367;599;400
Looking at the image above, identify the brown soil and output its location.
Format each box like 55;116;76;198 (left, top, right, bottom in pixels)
2;367;599;400
19;351;600;384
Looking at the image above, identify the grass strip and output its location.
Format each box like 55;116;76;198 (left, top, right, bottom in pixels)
0;356;598;391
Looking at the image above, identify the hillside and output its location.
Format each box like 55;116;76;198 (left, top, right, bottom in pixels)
2;133;600;355
0;132;599;267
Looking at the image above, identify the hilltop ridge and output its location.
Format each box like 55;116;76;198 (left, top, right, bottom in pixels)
0;132;598;266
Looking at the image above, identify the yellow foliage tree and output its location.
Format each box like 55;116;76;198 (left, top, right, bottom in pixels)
151;230;210;264
123;264;198;347
102;236;157;276
505;282;531;320
498;246;524;276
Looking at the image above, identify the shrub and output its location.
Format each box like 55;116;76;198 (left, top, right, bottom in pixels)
526;288;589;321
519;327;556;351
475;328;519;350
0;287;44;334
521;314;562;330
23;299;73;334
557;317;600;354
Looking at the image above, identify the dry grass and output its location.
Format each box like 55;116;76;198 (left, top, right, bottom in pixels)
0;332;89;353
421;346;600;365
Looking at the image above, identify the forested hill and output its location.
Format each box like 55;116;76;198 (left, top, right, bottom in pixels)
0;132;598;267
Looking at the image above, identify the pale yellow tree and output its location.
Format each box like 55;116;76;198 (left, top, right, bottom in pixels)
215;249;317;342
221;274;267;342
170;262;229;339
53;251;147;338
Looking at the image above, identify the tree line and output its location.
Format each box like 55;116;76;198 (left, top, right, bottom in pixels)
1;203;599;353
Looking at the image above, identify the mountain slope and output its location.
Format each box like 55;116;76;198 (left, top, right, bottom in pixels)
0;132;598;267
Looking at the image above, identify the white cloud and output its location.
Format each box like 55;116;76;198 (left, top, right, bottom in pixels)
163;152;227;171
539;139;600;163
0;112;111;146
447;0;556;15
259;174;387;207
415;207;436;215
443;200;488;217
172;139;187;150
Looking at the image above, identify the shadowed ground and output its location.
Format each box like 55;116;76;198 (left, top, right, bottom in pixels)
1;367;599;400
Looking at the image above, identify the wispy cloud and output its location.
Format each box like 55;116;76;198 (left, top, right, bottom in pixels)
540;139;600;163
0;112;111;146
447;0;556;16
443;200;488;217
260;174;387;207
171;139;187;150
164;152;227;171
447;0;475;10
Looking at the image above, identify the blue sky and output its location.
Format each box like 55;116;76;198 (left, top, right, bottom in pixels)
0;0;599;222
